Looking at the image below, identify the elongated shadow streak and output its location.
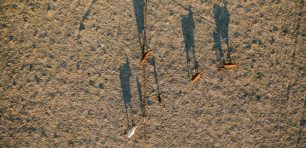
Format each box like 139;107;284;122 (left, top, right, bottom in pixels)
133;0;145;55
212;1;231;65
119;56;134;127
297;116;305;146
77;0;97;42
296;99;306;146
151;57;162;102
213;31;224;67
181;7;198;80
136;77;145;117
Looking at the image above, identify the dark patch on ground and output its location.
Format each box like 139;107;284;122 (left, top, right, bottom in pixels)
119;56;134;127
151;57;162;102
136;77;145;116
212;1;232;66
133;0;146;55
181;7;199;80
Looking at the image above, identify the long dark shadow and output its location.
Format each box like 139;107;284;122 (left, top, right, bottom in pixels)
133;0;145;55
119;56;134;127
151;57;162;102
213;31;224;67
212;1;231;64
136;77;145;117
181;7;198;80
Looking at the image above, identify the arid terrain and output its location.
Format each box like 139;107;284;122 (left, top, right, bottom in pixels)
0;0;305;147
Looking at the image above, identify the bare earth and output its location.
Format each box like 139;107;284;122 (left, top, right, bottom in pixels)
0;0;305;147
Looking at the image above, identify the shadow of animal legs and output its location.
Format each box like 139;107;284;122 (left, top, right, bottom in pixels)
136;77;146;117
213;31;224;67
151;57;162;102
182;7;198;78
133;0;145;55
119;56;134;127
213;2;231;63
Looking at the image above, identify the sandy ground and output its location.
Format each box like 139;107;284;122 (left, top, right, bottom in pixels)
0;0;305;147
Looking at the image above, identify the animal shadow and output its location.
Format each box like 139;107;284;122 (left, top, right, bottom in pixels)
133;0;146;55
181;7;199;80
119;56;135;127
212;1;232;67
136;77;146;116
150;57;162;102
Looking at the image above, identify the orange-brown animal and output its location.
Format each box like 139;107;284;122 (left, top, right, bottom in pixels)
190;72;202;83
222;63;239;69
140;50;153;64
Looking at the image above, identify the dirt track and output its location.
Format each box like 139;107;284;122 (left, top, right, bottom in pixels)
0;0;305;147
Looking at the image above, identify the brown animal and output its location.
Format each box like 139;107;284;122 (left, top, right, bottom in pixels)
222;63;239;69
190;72;202;83
140;50;153;64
